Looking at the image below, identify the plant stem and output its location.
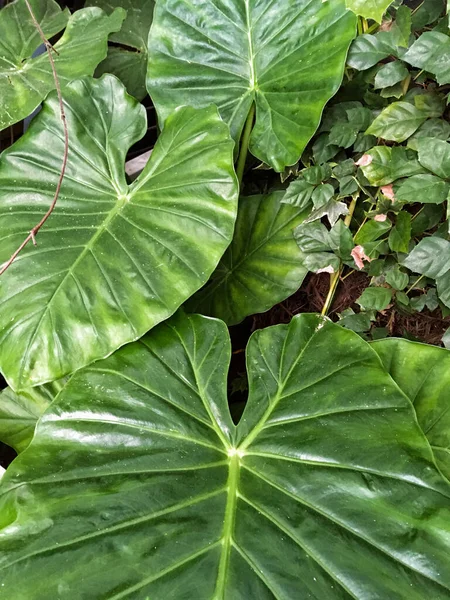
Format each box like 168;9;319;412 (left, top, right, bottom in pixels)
0;0;68;275
236;103;255;187
406;274;425;295
321;195;358;317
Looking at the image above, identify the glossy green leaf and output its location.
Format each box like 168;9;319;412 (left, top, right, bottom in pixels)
354;219;391;245
1;312;450;598
373;338;450;480
414;92;445;118
0;0;124;130
404;32;450;85
0;381;63;453
86;0;155;100
186;193;308;326
328;122;358;148
388;211;411;253
357;286;392;310
403;237;450;279
417;137;450;178
366;101;427;142
0;75;238;390
407;119;450;151
146;0;356;172
360;146;426;186
374;61;409;89
346;0;393;22
347;34;391;70
395;174;450;204
281;179;315;209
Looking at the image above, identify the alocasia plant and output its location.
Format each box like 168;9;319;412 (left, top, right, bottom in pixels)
187;192;309;325
146;0;356;172
373;337;450;481
85;0;155;99
0;312;449;598
0;74;238;391
0;0;125;129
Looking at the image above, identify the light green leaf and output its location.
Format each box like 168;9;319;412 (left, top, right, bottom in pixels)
303;164;332;185
312;183;335;208
0;75;238;390
281;179;315;209
146;0;357;172
366;101;427;142
0;0;125;130
374;61;409;89
0;312;449;598
355;219;391;245
417;137;450;178
414;92;445;117
360;145;426;186
385;266;409;290
388;211;411;253
0;381;64;453
328;122;358;148
345;0;393;22
186;193;308;326
404;31;450;85
408;118;450;150
347;34;391;70
403;237;450;279
395;174;450;204
357;286;393;310
86;0;155;100
373;338;450;480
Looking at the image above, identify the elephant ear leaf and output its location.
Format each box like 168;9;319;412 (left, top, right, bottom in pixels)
0;380;64;453
85;0;155;100
372;337;450;481
146;0;356;172
0;312;449;598
0;0;125;129
186;192;309;325
0;75;238;391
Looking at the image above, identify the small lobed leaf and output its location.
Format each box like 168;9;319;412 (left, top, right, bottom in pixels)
366;101;428;142
403;31;450;85
357;286;392;310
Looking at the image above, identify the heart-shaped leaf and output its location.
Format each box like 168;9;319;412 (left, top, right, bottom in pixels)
0;312;449;598
373;338;450;480
186;192;308;325
0;0;125;129
0;75;238;390
146;0;356;172
85;0;155;99
0;381;63;453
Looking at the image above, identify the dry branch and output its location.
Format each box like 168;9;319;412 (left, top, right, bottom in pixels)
0;0;68;275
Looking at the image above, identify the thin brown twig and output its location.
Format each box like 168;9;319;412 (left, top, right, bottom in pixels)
0;0;68;276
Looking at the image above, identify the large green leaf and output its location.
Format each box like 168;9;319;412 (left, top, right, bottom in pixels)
0;0;125;130
0;312;449;598
0;75;238;391
0;381;63;453
146;0;356;172
186;192;308;325
403;32;450;86
373;338;450;480
86;0;155;100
